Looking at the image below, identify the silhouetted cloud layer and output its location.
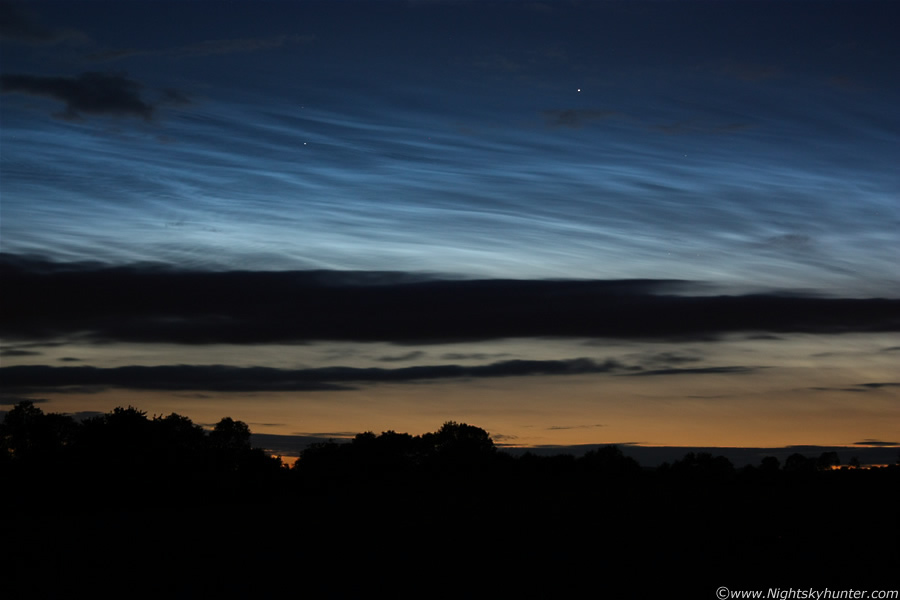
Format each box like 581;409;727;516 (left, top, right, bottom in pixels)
0;348;41;357
3;255;898;344
0;72;166;120
1;358;628;393
627;366;760;377
0;395;49;406
811;382;900;394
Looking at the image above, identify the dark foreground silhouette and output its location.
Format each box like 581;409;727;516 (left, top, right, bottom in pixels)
2;402;898;597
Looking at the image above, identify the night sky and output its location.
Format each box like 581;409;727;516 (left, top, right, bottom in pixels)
2;1;898;456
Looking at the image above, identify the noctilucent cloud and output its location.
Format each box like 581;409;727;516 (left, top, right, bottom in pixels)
2;1;898;294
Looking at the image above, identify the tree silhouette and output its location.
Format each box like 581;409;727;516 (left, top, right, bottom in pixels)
77;406;155;476
1;400;46;458
150;412;208;474
433;421;494;453
816;451;840;471
209;417;251;451
784;453;814;473
1;401;77;464
668;451;735;482
760;456;780;472
580;444;641;478
350;429;422;473
207;417;282;484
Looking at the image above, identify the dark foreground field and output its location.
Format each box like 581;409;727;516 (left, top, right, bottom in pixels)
3;403;898;598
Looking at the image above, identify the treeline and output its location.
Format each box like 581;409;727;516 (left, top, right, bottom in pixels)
3;401;899;595
1;401;283;505
3;400;897;500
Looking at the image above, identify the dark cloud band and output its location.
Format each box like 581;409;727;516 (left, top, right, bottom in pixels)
1;72;158;120
2;254;898;344
0;358;628;393
627;366;760;377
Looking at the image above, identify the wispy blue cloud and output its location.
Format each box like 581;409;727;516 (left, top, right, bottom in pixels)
1;1;897;296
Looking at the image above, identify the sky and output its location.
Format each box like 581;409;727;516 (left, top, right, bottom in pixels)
1;0;898;457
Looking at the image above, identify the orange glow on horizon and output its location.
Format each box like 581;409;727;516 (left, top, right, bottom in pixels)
9;333;897;452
